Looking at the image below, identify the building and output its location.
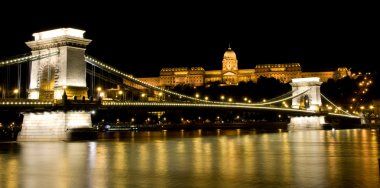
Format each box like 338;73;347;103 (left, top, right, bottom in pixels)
126;47;351;88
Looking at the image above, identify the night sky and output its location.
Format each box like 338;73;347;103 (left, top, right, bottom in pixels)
0;3;377;77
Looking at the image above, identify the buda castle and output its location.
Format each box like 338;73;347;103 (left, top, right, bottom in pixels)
127;47;351;88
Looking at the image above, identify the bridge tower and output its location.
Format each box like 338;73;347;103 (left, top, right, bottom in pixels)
288;77;326;129
26;28;91;100
18;28;93;141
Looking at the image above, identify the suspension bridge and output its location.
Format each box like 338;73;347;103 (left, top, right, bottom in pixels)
0;28;360;141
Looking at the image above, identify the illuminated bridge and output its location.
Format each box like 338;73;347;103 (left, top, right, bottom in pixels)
0;28;360;141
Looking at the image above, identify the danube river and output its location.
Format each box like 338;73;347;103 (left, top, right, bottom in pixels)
1;128;379;187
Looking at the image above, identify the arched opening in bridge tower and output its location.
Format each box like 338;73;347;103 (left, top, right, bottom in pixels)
304;95;310;109
39;65;56;100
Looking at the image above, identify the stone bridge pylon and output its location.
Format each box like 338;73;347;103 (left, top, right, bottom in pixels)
288;77;327;129
18;28;94;141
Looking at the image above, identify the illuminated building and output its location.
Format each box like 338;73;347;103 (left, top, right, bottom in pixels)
128;46;351;88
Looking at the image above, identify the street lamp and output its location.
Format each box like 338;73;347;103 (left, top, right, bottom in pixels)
141;93;146;101
97;87;102;100
118;90;123;100
13;89;19;99
158;92;163;101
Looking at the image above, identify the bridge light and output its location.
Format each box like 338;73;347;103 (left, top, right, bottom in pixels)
228;98;233;102
13;89;19;99
370;105;374;110
195;93;199;98
262;99;266;102
220;95;225;100
204;96;209;101
97;87;102;92
244;97;248;102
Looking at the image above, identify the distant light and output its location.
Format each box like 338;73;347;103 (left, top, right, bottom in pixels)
91;110;96;114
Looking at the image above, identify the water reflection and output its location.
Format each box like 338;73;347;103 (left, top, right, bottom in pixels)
0;129;379;187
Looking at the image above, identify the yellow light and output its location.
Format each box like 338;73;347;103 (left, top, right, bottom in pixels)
97;87;102;92
118;90;123;95
13;89;19;94
244;97;248;101
220;95;225;100
195;93;199;98
370;105;374;110
141;93;146;97
228;98;233;102
205;96;209;101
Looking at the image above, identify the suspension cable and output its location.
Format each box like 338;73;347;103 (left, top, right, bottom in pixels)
264;89;298;102
0;50;59;68
321;93;352;116
84;54;309;106
17;63;21;98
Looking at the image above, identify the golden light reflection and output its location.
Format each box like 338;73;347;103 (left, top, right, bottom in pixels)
1;129;379;187
154;142;168;179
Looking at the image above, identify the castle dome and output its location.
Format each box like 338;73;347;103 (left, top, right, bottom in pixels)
223;47;237;60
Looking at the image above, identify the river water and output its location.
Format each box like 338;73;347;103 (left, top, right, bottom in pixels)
1;128;379;188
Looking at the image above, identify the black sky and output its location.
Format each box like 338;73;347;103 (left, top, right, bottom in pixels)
0;3;378;77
